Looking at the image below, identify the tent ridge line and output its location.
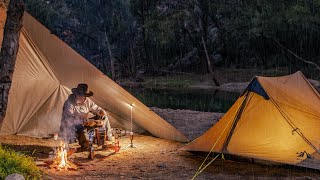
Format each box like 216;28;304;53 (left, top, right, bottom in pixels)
221;90;252;152
299;71;320;102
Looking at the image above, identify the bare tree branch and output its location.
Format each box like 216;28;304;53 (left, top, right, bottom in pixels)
201;36;220;86
270;37;320;71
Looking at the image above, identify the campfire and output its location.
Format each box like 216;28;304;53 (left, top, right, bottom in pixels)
50;140;77;171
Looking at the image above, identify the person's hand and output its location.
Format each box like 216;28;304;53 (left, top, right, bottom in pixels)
99;110;106;116
80;112;88;119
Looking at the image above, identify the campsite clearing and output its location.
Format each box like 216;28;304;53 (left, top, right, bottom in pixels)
1;109;319;179
43;135;320;180
1;134;319;179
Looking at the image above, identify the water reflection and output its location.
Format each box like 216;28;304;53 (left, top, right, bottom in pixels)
125;88;240;113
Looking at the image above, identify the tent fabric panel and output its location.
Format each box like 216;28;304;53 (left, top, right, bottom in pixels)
17;85;70;137
273;101;320;150
0;27;60;135
258;71;320;151
228;93;316;164
0;79;58;135
181;96;246;152
20;12;188;142
257;71;320;118
13;29;58;81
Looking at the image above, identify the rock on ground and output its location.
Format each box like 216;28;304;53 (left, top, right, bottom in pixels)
5;173;25;180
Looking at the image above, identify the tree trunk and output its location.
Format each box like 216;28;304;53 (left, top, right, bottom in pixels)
140;0;154;72
0;0;25;125
104;30;116;81
130;45;136;76
201;36;220;86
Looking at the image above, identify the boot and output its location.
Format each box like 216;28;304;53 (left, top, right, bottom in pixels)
80;141;90;152
88;146;95;159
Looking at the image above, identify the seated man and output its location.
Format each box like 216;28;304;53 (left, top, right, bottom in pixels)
59;83;112;151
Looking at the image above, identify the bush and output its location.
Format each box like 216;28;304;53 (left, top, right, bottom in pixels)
0;146;41;179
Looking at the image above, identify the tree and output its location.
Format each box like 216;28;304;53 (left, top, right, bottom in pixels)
23;0;320;79
181;0;221;85
130;0;159;72
0;0;25;124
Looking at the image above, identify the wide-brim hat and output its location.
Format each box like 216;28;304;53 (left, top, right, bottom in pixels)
71;83;93;97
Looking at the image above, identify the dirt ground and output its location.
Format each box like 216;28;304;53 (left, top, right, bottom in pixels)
150;107;224;140
40;135;320;180
1;109;320;179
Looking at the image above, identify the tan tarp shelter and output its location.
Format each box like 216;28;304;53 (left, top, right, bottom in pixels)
182;71;320;169
0;9;188;142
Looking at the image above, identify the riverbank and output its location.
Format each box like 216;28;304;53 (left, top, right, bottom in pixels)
119;68;320;93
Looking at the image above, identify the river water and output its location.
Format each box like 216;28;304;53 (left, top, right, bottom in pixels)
125;88;241;113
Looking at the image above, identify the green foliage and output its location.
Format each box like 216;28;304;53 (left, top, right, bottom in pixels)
0;146;41;180
25;0;320;77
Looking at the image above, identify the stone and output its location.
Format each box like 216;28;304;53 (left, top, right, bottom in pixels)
5;173;25;180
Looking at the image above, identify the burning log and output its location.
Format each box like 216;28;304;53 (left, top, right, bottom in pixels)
50;140;77;171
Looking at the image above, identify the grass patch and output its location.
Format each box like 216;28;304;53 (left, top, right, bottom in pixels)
0;145;41;179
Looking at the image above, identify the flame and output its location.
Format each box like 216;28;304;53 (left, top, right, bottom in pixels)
52;140;68;170
50;140;77;171
57;141;68;169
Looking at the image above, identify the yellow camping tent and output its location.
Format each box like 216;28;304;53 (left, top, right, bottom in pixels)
0;10;188;142
182;71;320;169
